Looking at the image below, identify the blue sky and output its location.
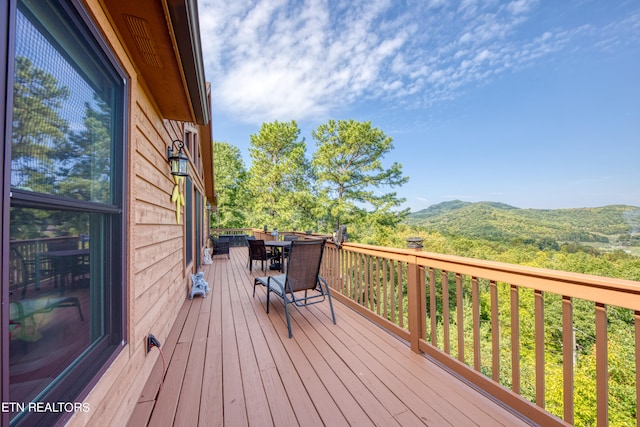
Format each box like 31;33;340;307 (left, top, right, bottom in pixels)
198;0;640;212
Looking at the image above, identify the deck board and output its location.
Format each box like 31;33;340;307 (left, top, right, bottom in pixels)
131;247;533;426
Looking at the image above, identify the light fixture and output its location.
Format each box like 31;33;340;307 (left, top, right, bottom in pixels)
167;139;189;177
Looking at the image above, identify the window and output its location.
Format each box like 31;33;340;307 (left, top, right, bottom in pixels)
3;0;126;425
184;130;193;158
195;191;202;271
185;178;193;266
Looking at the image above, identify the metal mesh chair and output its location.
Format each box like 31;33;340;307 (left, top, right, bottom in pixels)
248;239;269;273
253;240;335;338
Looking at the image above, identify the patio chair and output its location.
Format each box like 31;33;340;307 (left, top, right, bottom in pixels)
210;237;230;259
282;235;298;260
10;247;56;298
10;295;84;344
244;235;256;265
253;240;336;338
248;239;269;273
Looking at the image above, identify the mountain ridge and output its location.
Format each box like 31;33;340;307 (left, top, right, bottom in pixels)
406;200;640;243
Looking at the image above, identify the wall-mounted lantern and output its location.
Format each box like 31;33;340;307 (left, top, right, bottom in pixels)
167;139;189;177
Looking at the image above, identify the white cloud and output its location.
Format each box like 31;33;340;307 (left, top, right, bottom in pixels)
198;0;639;124
507;0;538;15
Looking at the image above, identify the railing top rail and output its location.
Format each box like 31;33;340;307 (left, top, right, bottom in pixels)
338;241;640;310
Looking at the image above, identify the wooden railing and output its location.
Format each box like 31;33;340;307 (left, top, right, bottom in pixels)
9;236;85;294
210;228;253;236
250;229;331;242
320;241;640;427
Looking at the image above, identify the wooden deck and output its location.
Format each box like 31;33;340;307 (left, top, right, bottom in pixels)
127;247;533;427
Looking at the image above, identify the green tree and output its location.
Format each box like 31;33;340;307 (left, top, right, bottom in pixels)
11;56;70;193
213;141;248;228
246;120;316;231
311;119;409;240
57;95;112;204
10;56;71;239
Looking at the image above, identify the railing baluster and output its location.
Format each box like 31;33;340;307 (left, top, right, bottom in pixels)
535;289;545;408
430;267;437;347
511;284;520;394
337;246;343;292
443;270;450;354
390;260;397;324
342;249;347;296
362;253;367;306
408;255;421;352
367;255;376;311
347;250;353;299
358;254;363;305
351;251;356;299
596;303;608;426
490;280;499;382
635;310;640;427
355;252;361;303
362;254;368;308
457;273;464;362
562;296;574;425
376;257;381;316
397;261;404;329
383;258;389;320
472;276;481;371
420;266;427;341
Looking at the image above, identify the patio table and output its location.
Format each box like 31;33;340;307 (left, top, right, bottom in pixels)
264;240;291;272
35;249;90;291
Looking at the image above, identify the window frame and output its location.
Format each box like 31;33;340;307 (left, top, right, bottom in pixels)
185;177;193;267
1;0;129;424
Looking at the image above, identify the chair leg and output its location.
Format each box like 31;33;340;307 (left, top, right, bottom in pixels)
266;287;271;313
283;297;293;338
321;277;336;324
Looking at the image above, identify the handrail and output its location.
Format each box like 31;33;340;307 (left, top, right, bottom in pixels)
343;242;640;310
320;241;640;427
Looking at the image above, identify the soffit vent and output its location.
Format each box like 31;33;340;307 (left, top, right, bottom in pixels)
123;14;163;68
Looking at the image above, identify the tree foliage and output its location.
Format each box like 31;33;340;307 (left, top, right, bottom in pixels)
407;200;639;244
246;120;317;231
57;96;112;203
10;57;113;239
11;56;70;192
311;119;409;240
213;141;248;228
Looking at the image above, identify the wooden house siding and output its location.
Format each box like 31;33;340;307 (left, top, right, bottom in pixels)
62;1;211;425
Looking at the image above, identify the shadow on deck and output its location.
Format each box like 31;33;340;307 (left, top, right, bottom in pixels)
127;247;533;426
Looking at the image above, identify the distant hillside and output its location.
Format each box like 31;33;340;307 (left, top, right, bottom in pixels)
406;201;640;243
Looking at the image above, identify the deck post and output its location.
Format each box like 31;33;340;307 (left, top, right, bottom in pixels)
406;237;424;353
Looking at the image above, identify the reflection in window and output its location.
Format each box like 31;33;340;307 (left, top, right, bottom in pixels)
9;208;101;418
12;2;117;204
